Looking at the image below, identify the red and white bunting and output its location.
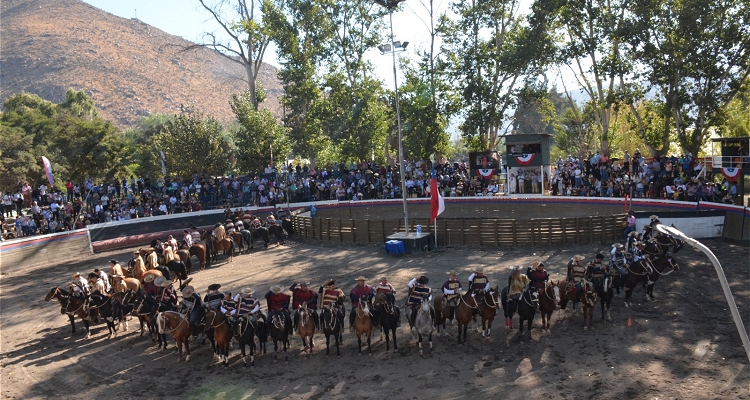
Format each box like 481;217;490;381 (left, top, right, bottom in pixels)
721;167;742;181
514;154;535;166
477;169;495;179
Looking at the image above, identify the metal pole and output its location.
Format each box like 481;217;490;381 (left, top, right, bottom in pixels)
389;10;409;234
656;224;750;363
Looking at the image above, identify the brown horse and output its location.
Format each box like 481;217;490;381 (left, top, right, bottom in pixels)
268;311;291;363
212;238;235;262
353;301;373;355
203;309;232;366
157;311;192;362
558;280;598;330
479;287;501;338
45;287;91;338
297;303;316;357
624;255;679;306
123;277;141;292
230;232;245;254
537;281;560;335
175;249;193;275
453;291;483;344
189;243;208;271
372;292;399;352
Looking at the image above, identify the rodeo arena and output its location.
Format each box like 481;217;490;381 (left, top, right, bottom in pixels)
1;135;749;399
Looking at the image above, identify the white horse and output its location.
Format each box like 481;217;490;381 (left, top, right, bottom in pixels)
414;298;434;355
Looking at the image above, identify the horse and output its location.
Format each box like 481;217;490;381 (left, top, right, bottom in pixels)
413;299;434;355
212;238;235;262
268;311;291;362
123;278;141;292
87;293;119;339
45;287;91;338
598;271;619;322
453;291;483;344
255;316;269;355
166;260;189;289
537;281;560;335
230;231;245;254
250;227;270;249
624;255;679;306
353;301;373;355
557;280;598;330
501;287;538;340
189;243;208;271
175;249;193;275
281;217;294;236
479;287;501;338
372;292;398;352
203;309;232;366
267;224;288;244
320;305;343;356
131;289;158;338
111;289;137;332
232;315;257;367
156;311;191;362
297;304;316;357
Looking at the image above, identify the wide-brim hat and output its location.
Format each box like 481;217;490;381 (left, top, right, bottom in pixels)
417;276;429;285
208;283;221;291
447;271;457;276
475;267;483;273
154;276;168;287
636;241;646;247
88;272;99;279
649;215;659;220
613;243;624;248
72;272;81;279
531;262;540;268
595;253;605;259
380;276;388;281
143;273;157;283
243;288;255;296
355;276;366;281
109;259;118;264
323;279;335;287
270;284;282;294
182;285;195;297
573;255;585;262
300;281;310;286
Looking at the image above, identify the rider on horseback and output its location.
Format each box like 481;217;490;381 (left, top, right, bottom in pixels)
586;254;608;296
467;267;489;296
235;288;263;323
441;271;462;322
249;215;262;231
507;266;530;311
203;284;224;310
265;284;292;335
374;276;400;327
566;255;587;304
633;241;655;284
291;281;319;330
266;213;277;226
225;220;235;234
610;243;628;296
319;279;346;327
641;215;660;242
349;276;375;332
407;276;431;326
180;285;205;340
220;292;237;317
214;222;226;242
234;218;244;231
154;276;177;311
527;262;549;292
70;272;90;298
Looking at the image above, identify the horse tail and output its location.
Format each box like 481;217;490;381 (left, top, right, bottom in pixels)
156;312;165;334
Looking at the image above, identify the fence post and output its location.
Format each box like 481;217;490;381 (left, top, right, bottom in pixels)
351;219;356;243
366;219;370;243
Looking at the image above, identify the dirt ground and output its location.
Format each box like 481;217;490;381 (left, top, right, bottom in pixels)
1;236;748;400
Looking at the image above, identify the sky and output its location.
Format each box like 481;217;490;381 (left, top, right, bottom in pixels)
82;0;446;86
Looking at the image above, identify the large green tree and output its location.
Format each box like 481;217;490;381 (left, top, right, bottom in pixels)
231;90;290;173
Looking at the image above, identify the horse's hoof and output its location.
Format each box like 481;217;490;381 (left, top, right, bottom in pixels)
624;302;629;308
583;326;588;331
607;317;613;322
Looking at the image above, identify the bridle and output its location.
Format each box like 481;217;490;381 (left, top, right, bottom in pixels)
482;289;501;309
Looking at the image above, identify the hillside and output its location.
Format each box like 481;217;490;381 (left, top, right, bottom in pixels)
0;0;282;127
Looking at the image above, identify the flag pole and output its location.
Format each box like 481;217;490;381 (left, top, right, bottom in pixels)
434;217;438;249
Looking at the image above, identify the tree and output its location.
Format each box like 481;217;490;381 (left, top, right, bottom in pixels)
190;0;277;110
441;0;550;151
150;107;235;178
231;91;290;173
0;123;39;189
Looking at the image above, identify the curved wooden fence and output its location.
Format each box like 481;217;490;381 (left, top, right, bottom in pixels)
291;214;627;247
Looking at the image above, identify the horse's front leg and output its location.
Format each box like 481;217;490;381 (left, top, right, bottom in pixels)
68;314;76;335
392;327;398;350
418;334;423;355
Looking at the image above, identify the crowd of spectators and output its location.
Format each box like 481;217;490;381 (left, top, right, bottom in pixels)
1;152;743;241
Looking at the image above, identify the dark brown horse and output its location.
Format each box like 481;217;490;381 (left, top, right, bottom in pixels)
175;249;193;275
479;287;501;338
624;255;679;306
189;243;208;270
212;238;235;262
297;303;316;357
267;224;288;244
45;287;91;338
320;305;343;356
156;311;191;362
268;311;291;362
232;315;257;367
353;302;373;355
454;291;483;344
558;280;598;330
372;292;398;352
230;231;245;254
537;281;560;335
203;309;232;366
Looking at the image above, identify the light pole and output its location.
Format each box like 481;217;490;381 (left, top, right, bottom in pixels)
375;0;410;234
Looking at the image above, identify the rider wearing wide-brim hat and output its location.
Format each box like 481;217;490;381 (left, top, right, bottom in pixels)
290;280;319;330
319;279;346;326
204;283;224;310
154;276;177;310
441;271;462;322
265;284;292;335
406;275;432;326
586;253;608;295
70;272;90;297
235;287;263;322
179;285;205;339
468;267;489;295
566;255;586;304
348;276;375;332
527;261;549;291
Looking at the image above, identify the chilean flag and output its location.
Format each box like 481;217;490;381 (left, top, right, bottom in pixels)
430;166;445;223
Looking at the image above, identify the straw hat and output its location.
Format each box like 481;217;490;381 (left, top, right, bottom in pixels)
475;267;484;273
530;261;540;268
573;255;585;262
649;215;659;220
447;271;457;276
270;284;282;294
143;273;156;283
72;272;81;279
182;285;195;297
154;276;169;287
323;279;336;287
243;288;255;296
355;276;366;281
380;276;388;281
613;243;624;249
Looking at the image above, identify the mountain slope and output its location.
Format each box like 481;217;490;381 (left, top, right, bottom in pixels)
0;0;282;127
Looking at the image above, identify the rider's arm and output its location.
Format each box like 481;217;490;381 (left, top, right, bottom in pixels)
407;278;416;288
251;304;259;314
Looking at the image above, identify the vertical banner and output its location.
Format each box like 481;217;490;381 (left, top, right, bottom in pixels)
41;156;54;187
159;151;167;176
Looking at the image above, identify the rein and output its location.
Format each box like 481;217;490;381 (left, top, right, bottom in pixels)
161;312;187;333
652;258;677;276
458;293;481;309
483;291;501;309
